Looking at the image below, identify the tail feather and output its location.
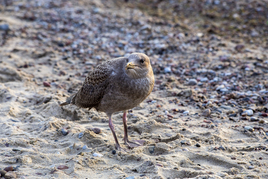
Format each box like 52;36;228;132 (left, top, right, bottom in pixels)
59;94;76;106
59;101;69;106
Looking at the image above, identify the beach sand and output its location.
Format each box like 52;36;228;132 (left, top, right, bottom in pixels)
0;0;268;178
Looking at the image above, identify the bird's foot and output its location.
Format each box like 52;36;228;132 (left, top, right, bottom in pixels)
115;143;129;152
124;140;145;149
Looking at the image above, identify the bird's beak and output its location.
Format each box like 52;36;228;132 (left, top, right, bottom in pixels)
126;62;135;70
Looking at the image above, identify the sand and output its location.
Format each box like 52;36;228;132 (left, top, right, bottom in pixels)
0;0;268;178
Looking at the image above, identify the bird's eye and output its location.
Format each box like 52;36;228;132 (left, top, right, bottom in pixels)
140;59;145;63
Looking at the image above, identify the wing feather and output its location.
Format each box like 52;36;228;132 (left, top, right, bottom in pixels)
71;61;113;108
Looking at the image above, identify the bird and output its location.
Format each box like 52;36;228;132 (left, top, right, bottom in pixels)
60;53;155;150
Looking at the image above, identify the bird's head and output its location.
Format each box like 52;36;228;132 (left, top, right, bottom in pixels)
124;53;152;79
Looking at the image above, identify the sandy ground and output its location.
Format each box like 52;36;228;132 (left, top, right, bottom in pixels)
0;0;268;178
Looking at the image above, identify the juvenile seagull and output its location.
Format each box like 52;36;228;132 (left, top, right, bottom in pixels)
60;53;155;150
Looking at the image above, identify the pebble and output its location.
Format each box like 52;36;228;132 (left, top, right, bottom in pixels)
0;24;9;31
187;79;197;86
200;77;208;82
202;109;211;117
43;96;52;103
164;67;171;73
218;146;226;151
91;128;101;134
244;126;254;132
92;153;103;157
112;150;116;155
197;32;203;37
148;146;155;154
220;88;229;92
82;145;87;150
57;165;69;170
61;129;69;136
195;143;201;147
220;105;232;110
259;112;268;117
216;85;225;91
43;81;51;87
78;132;84;139
126;176;135;179
10;119;20;122
235;44;244;52
180;140;191;146
4;166;14;172
249;117;259;122
248;166;254;169
93;8;100;13
183;111;189;115
78;152;84;156
242;110;254;116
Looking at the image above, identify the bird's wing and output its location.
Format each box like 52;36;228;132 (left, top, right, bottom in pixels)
71;61;113;108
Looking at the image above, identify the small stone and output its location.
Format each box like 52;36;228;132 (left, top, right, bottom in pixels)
235;44;244;52
93;153;103;157
4;166;14;172
187;79;197;86
195;143;201;147
43;96;52;103
59;70;66;75
93;8;100;13
197;32;203;37
242;110;254;116
251;30;259;37
202;109;211;117
82;145;87;150
164;67;171;73
57;165;69;170
92;128;101;134
183;111;189;115
260;112;268;117
200;77;208;82
220;88;229;92
78;152;84;156
220;105;232;110
61;129;69;136
240;116;250;120
0;24;9;31
248;166;254;169
218;146;226;151
249;117;259;122
244;126;254;132
148;146;155;154
112;150;116;155
216;85;225;91
43;81;51;87
78;132;84;139
126;176;135;179
12;148;20;152
181;140;191;146
10;119;20;122
183;90;193;97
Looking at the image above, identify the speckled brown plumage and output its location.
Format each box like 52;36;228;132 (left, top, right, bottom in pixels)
60;53;154;150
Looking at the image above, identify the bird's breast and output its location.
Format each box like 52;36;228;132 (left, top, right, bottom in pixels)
98;76;154;113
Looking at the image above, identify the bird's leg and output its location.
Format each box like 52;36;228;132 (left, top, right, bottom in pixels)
108;115;121;150
123;111;144;148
